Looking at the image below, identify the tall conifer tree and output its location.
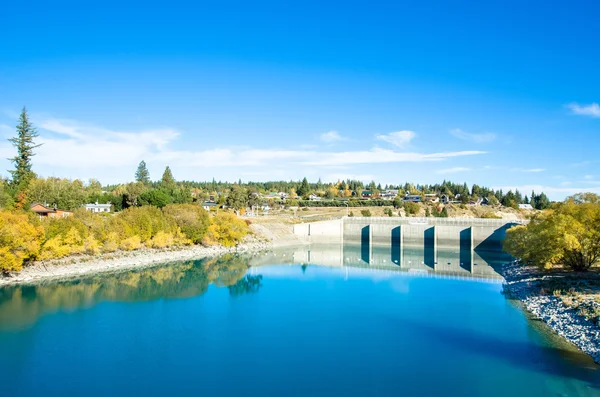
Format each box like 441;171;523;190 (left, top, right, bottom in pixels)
135;160;150;184
8;107;41;189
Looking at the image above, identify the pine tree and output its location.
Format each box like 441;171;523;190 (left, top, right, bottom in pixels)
161;166;175;188
135;160;150;184
297;177;310;197
8;107;41;189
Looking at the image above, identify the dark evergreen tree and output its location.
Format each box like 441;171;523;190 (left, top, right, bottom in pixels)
8;107;41;189
135;160;150;184
297;177;310;197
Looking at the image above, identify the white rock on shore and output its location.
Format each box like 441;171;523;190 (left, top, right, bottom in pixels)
501;261;600;364
0;241;272;287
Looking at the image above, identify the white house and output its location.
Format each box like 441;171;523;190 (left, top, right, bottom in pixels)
519;204;534;210
202;201;218;211
380;190;399;200
308;194;322;201
84;202;111;213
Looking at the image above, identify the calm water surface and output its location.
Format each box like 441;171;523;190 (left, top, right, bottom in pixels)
0;245;599;396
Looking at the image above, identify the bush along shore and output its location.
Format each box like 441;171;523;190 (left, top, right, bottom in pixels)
501;261;600;364
0;237;272;287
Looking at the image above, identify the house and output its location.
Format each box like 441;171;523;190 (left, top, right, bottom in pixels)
361;190;374;199
380;190;399;200
440;194;450;204
403;194;422;203
279;192;289;200
519;204;534;210
202;201;218;211
84;201;111;213
30;203;72;220
308;194;322;201
424;194;439;203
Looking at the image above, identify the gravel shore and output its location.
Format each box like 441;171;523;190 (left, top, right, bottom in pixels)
0;240;272;287
501;261;600;364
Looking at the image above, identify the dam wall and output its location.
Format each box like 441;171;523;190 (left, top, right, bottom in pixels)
294;217;526;252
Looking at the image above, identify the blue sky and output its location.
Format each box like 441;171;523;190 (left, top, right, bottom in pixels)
1;1;599;199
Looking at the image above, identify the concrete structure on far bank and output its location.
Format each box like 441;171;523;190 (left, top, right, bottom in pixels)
293;217;526;273
294;217;525;249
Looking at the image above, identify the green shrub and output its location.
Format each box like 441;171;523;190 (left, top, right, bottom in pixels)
360;209;372;217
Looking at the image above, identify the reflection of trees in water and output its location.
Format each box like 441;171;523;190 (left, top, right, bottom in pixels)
228;275;263;296
0;254;255;330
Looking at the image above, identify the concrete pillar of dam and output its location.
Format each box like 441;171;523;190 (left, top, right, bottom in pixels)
470;226;474;273
459;226;474;272
433;226;438;271
369;224;373;265
391;226;403;267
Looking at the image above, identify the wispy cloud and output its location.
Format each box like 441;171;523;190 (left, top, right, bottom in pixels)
304;150;484;167
0;116;487;183
319;131;346;143
567;103;600;118
511;168;546;173
450;129;496;143
376;130;416;148
570;160;594;167
435;167;471;175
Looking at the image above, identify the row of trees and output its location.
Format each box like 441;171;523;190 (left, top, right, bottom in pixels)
0;204;249;273
504;193;600;271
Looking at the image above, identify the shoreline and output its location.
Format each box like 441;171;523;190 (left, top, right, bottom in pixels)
0;240;276;288
500;261;600;364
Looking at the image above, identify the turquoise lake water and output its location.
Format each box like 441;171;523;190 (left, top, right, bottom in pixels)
0;245;599;396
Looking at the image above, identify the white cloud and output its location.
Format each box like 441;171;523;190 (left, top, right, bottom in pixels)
435;167;471;175
376;130;416;148
31;118;179;169
567;103;600;118
583;174;595;180
0;115;487;183
511;168;546;173
450;129;496;143
320;131;345;143
302;149;484;167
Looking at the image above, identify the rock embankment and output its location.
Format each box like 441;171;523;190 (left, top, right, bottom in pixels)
501;261;600;364
0;240;272;287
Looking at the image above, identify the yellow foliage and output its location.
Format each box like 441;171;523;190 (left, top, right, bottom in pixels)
120;235;142;251
83;235;101;255
203;213;249;247
39;236;71;260
148;231;175;249
0;247;22;273
0;211;44;272
102;232;120;253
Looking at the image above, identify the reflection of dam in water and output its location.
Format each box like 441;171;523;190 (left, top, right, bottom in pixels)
249;242;510;280
285;217;524;280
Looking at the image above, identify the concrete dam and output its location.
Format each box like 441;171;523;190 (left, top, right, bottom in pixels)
292;217;526;277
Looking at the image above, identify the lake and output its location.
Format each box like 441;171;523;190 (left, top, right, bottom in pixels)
0;244;599;396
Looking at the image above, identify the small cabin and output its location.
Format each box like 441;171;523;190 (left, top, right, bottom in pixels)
30;203;72;220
